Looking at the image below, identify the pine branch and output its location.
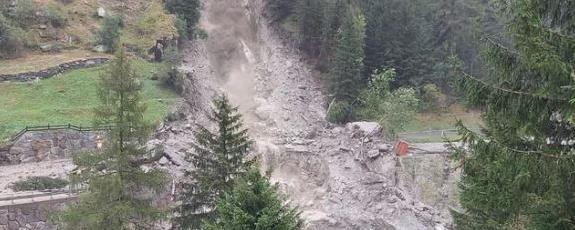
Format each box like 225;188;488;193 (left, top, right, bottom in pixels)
453;121;575;160
460;71;569;102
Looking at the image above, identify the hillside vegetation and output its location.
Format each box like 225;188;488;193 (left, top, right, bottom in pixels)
0;0;177;60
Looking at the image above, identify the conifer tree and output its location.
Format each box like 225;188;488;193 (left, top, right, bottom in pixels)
296;0;324;57
451;0;575;228
57;48;167;229
177;94;252;229
203;168;303;230
330;4;366;102
165;0;201;34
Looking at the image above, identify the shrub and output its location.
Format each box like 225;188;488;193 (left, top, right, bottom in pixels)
8;0;37;28
97;16;122;52
421;83;448;113
0;15;25;59
358;69;419;135
125;1;178;55
327;99;353;123
11;176;69;191
45;7;67;28
165;0;200;34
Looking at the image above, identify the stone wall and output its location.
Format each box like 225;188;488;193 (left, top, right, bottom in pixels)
0;58;109;82
398;153;461;222
0;199;69;230
1;130;104;165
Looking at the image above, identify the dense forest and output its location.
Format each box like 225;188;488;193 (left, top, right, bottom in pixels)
267;0;505;126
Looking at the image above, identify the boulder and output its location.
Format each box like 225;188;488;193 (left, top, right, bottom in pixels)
39;44;53;52
346;122;381;136
367;149;380;159
92;45;106;53
284;144;309;153
97;7;106;18
378;144;391;153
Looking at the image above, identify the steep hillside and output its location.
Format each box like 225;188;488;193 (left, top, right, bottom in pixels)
0;0;177;61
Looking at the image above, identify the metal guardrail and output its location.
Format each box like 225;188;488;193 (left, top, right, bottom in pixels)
397;128;482;143
10;124;113;141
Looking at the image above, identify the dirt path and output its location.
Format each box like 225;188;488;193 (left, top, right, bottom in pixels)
155;0;451;229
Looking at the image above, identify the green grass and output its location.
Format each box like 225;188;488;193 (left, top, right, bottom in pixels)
0;59;178;140
398;104;483;143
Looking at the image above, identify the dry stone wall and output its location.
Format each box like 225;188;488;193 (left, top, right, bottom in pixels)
0;58;108;82
1;130;103;165
0;200;67;230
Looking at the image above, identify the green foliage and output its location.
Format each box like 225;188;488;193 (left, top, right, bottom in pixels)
421;83;448;113
177;94;252;229
296;0;324;56
11;176;69;191
203;168;303;230
326;99;352;124
451;0;575;228
165;0;201;36
45;6;67;28
358;69;419;135
330;5;366;101
0;14;26;59
56;49;168;229
7;0;36;28
97;16;122;52
158;45;186;93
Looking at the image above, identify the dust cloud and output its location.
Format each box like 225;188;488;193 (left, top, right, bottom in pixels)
201;0;260;121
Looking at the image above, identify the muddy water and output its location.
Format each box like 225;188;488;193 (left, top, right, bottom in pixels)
201;0;260;122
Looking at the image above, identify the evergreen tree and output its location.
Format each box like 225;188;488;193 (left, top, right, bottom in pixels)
57;48;168;229
317;0;345;71
330;4;366;102
177;94;252;229
203;168;303;230
360;0;438;87
165;0;201;35
296;0;324;57
451;0;575;228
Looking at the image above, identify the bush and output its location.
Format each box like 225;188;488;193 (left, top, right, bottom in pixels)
358;69;419;135
11;176;69;191
0;15;26;59
421;83;448;113
165;0;201;34
8;0;37;28
327;99;353;123
45;7;67;28
97;16;122;52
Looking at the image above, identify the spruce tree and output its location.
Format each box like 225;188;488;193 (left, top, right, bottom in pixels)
203;168;303;230
330;4;366;102
451;0;575;228
177;94;252;229
57;48;167;229
296;0;324;57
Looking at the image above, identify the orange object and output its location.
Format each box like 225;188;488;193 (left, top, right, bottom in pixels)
394;140;409;156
